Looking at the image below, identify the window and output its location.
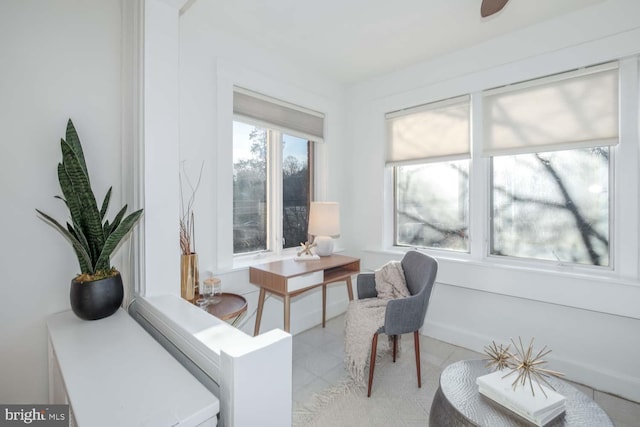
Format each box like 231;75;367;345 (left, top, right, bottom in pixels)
387;96;471;251
395;161;469;250
491;147;610;266
233;122;267;253
485;64;618;266
232;88;321;255
282;134;313;250
386;62;621;268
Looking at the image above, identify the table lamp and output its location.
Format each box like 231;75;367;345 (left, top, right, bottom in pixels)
308;202;340;256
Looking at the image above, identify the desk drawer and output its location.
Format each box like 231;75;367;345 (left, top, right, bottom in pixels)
287;271;323;292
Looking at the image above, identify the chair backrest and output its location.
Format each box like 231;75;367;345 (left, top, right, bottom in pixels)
401;250;438;324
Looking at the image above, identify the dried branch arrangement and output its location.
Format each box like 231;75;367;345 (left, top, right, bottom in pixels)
484;337;565;397
179;162;204;255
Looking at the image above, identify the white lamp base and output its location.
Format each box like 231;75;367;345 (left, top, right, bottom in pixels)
314;236;334;256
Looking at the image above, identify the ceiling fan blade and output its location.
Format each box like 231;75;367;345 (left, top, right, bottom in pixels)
481;0;509;18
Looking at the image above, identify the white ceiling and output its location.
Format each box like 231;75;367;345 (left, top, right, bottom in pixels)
191;0;604;83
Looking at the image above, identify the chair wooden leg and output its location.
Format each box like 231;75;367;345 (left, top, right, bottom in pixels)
392;335;398;363
367;333;378;397
414;331;421;388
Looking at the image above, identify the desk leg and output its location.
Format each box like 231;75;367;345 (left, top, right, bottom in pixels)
254;288;266;336
346;276;354;301
284;294;291;333
322;284;327;328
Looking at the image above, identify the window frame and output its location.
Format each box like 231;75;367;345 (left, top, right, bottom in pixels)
487;147;614;270
483;63;618;269
392;159;471;253
387;95;472;253
232;118;315;258
387;58;638;277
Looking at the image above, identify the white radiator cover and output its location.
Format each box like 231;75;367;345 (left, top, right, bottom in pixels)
129;295;293;427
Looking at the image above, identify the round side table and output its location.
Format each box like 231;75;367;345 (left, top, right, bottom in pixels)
192;293;248;326
205;292;247;323
429;359;614;427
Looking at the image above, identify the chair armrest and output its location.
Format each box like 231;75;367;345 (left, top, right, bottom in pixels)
356;273;378;299
384;294;424;336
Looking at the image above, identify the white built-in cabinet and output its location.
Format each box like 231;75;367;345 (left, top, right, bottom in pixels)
47;309;219;427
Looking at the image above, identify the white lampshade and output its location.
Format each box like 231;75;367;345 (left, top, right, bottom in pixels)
308;202;340;237
308;202;340;256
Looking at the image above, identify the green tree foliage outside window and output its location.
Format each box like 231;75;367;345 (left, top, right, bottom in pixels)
233;122;311;254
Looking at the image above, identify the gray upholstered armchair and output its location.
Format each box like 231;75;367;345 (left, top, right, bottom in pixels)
357;250;438;397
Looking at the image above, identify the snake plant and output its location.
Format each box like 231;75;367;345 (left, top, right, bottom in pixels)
36;119;143;281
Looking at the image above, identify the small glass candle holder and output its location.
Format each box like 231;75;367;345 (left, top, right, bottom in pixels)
200;275;213;300
205;277;222;304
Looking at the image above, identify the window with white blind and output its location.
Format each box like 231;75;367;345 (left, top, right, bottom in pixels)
386;62;623;267
233;88;322;255
387;96;471;251
485;63;618;266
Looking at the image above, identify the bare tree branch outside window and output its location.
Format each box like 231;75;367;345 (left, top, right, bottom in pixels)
491;147;609;266
395;160;470;251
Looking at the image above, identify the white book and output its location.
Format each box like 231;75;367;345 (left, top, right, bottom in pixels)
477;370;566;421
479;384;565;426
538;404;566;425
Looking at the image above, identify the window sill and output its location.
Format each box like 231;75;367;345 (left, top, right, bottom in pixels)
231;246;347;271
361;247;640;319
374;246;631;284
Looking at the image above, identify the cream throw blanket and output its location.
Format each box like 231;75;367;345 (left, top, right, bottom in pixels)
344;261;410;384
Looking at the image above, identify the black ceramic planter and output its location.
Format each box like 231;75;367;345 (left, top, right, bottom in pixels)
70;273;124;321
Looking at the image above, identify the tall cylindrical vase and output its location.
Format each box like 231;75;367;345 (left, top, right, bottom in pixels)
181;253;199;301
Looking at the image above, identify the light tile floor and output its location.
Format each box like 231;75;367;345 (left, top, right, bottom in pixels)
293;314;640;427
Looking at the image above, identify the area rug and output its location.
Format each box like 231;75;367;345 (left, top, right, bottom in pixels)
293;353;440;427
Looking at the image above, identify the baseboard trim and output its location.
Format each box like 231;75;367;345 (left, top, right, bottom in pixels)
424;319;640;403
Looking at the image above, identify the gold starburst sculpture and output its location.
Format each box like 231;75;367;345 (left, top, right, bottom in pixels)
502;337;564;397
484;341;512;371
297;241;317;257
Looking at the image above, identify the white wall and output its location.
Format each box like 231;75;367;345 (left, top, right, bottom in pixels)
142;0;182;296
3;0;640;406
0;0;124;402
346;0;640;402
178;0;352;336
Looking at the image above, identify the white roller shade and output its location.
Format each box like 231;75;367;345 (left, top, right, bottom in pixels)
483;63;619;156
386;95;470;166
233;87;324;142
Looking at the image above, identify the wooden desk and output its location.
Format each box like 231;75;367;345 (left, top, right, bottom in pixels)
250;254;360;335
